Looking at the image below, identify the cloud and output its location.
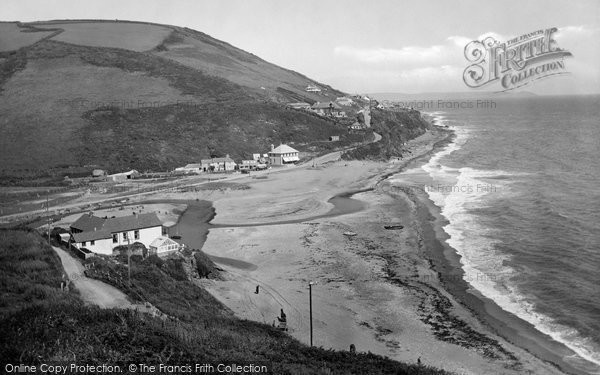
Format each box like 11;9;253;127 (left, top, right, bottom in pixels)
329;27;599;94
556;25;599;37
333;45;447;65
447;35;472;48
333;32;506;68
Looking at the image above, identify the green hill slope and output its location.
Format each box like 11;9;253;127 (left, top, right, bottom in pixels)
0;20;356;180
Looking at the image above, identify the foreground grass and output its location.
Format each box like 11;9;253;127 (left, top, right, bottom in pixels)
0;229;451;374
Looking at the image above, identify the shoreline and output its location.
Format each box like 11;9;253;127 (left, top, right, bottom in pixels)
395;161;590;374
379;125;590;374
196;126;567;374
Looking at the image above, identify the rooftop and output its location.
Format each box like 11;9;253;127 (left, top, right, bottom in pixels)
72;230;111;242
71;213;106;232
70;212;162;234
312;101;342;110
270;144;299;154
150;236;179;248
102;213;163;233
201;157;235;164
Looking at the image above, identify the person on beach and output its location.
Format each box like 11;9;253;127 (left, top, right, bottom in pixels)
277;309;286;323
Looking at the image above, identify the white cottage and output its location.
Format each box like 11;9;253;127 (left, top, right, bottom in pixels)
268;144;300;165
200;155;237;172
70;212;163;255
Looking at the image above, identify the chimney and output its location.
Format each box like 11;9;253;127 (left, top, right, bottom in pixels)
270;144;274;151
225;154;230;159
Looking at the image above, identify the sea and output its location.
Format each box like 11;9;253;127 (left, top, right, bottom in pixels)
389;95;600;374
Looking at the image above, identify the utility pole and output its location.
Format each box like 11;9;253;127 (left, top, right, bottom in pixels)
46;191;50;243
127;234;131;287
309;281;314;346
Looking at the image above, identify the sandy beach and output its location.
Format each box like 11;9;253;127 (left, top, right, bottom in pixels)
185;127;567;375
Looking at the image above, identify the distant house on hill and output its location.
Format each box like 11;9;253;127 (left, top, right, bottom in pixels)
349;122;363;130
70;212;163;255
107;169;139;182
92;169;105;177
268;144;300;165
335;97;354;106
329;135;340;142
306;85;321;93
175;163;203;174
311;102;345;117
288;102;311;110
200;155;237;172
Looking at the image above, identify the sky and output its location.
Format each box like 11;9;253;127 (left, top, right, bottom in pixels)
3;0;600;95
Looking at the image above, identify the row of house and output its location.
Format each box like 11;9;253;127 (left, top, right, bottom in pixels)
288;101;347;118
175;144;301;174
68;212;179;257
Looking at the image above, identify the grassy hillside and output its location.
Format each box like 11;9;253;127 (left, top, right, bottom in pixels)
154;26;346;103
0;20;366;180
0;229;451;374
343;108;430;160
0;228;79;318
77;101;363;172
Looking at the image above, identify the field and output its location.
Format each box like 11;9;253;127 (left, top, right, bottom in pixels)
36;21;172;52
0;22;55;52
154;28;345;103
0;54;196;172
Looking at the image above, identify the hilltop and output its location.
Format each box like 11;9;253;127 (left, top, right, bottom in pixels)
0;20;380;183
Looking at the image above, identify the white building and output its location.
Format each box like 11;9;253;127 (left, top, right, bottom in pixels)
200;155;237;172
288;102;311;110
70;212;163;255
149;236;181;257
175;163;203;174
71;231;112;255
311;102;346;117
240;160;258;171
268;144;300;165
106;169;140;182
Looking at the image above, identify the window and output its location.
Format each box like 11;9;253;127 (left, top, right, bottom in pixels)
123;232;128;241
81;241;86;247
134;230;140;240
90;240;95;246
112;234;118;243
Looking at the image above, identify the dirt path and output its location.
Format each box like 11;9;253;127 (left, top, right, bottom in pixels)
52;246;134;309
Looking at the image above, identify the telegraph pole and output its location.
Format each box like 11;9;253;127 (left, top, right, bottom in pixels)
127;235;131;287
46;191;50;243
309;281;314;346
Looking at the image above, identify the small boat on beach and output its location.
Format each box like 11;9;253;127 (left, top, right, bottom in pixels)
343;231;357;237
383;224;404;230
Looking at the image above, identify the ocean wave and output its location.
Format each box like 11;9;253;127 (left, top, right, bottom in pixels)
422;135;600;370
